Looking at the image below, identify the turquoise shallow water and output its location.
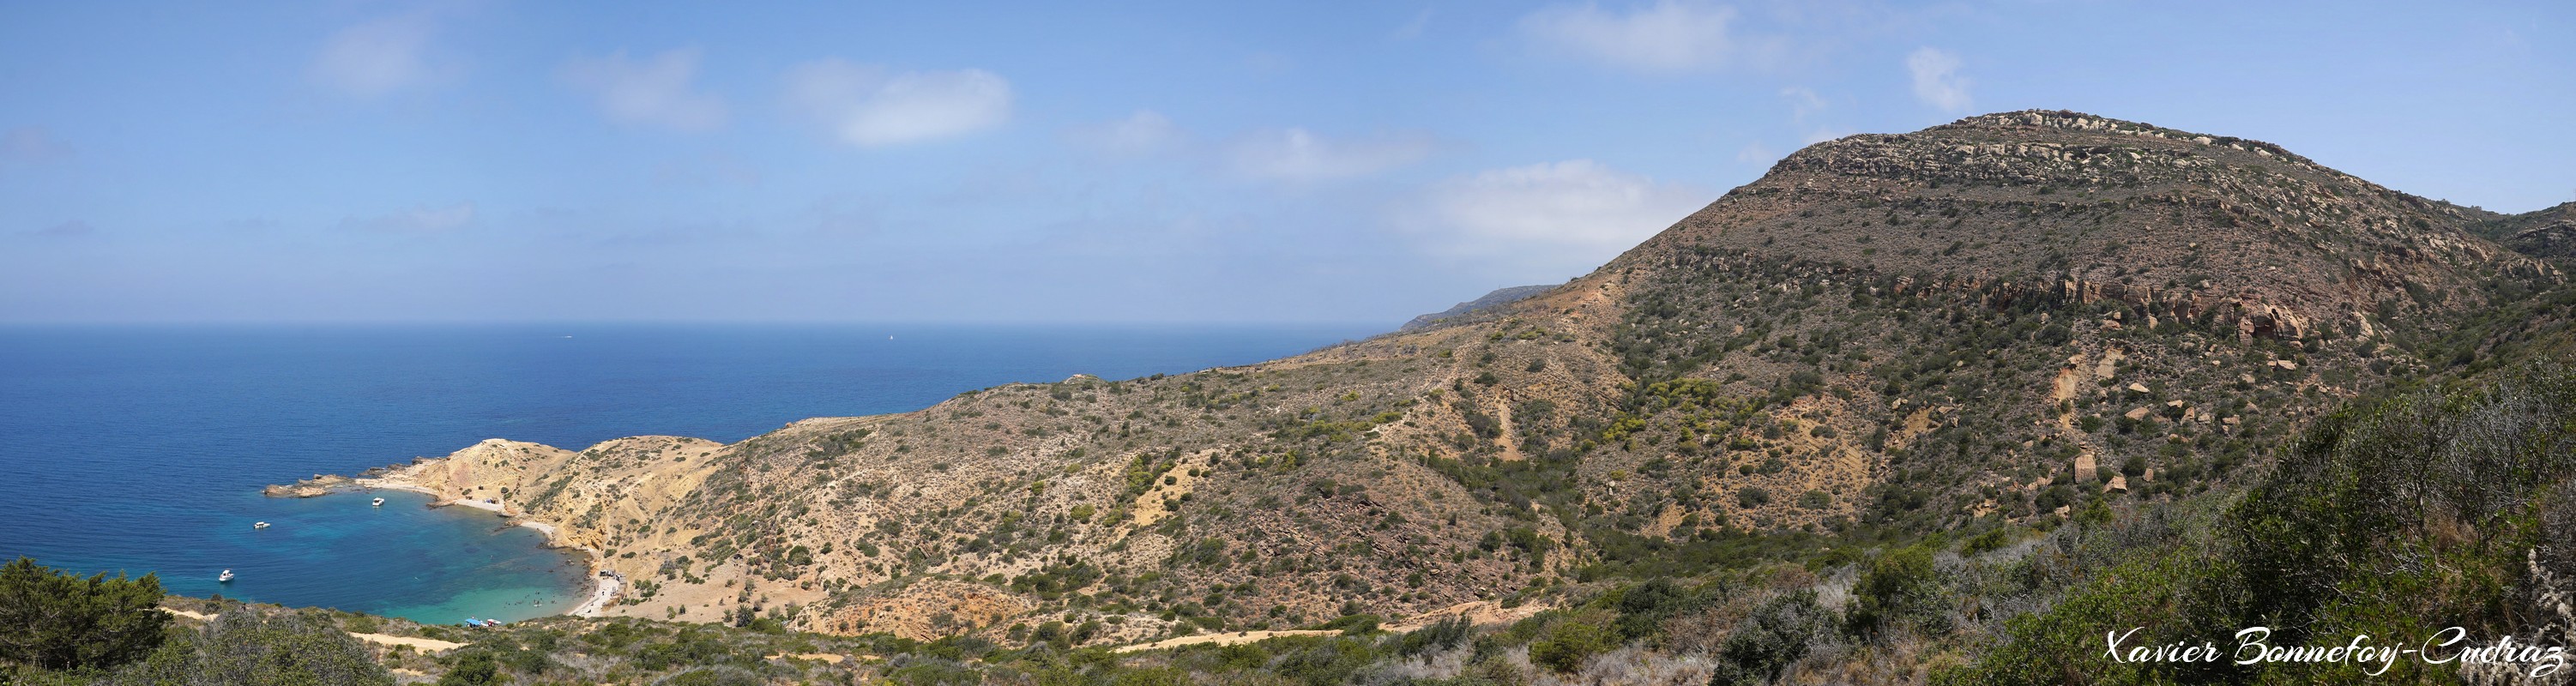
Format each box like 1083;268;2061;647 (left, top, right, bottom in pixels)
197;490;586;625
0;323;1372;626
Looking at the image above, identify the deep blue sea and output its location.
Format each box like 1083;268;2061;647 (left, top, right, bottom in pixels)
0;323;1372;625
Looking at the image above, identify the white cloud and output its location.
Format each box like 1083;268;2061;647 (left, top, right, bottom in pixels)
1778;87;1849;142
1227;129;1434;182
1782;86;1825;121
1519;0;1772;73
311;15;445;98
0;127;75;165
1907;47;1972;112
1735;141;1777;164
1065;110;1186;157
342;202;476;232
783;59;1012;147
559;48;727;132
1424;159;1705;250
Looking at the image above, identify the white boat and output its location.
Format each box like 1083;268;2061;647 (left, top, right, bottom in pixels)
218;569;234;582
372;497;385;507
252;521;269;529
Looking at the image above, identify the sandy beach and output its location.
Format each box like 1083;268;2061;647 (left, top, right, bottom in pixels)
568;571;622;617
444;497;508;514
359;477;510;514
355;475;618;620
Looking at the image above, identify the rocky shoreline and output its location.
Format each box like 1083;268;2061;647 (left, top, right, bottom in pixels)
259;464;402;497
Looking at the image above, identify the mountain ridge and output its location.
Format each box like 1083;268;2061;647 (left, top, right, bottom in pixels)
275;110;2563;649
1400;285;1559;332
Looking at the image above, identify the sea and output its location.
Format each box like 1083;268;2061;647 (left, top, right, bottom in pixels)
0;322;1374;626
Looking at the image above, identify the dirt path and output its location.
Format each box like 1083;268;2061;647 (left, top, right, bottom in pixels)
1113;602;1559;653
351;633;466;652
2052;352;2108;486
162;606;465;653
1493;397;1525;461
765;653;850;664
1383;599;1550;632
1113;629;1341;653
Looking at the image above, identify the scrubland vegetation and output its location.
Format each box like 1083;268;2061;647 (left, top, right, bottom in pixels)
7;111;2573;683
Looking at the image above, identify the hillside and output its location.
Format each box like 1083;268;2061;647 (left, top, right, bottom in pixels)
1401;285;1559;332
278;111;2561;658
2474;200;2576;262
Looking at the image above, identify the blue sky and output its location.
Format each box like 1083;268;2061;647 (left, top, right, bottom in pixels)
2;1;2568;324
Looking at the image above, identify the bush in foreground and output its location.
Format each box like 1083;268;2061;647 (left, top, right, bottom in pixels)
0;557;168;673
106;608;391;686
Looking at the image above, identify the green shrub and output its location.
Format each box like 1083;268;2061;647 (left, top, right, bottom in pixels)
0;557;168;671
1959;527;2020;556
1707;591;1832;686
654;666;765;686
436;651;500;686
1946;365;2576;684
109;610;392;686
1848;545;1946;635
884;656;981;685
1392;616;1473;657
1527;614;1618;674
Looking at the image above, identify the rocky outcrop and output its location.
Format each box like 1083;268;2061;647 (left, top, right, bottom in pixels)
262;474;359;497
2508;220;2576;261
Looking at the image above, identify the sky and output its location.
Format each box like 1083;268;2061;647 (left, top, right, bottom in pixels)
2;1;2569;325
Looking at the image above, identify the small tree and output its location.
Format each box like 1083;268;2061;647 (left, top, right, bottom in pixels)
1849;545;1946;636
435;650;500;686
0;557;169;671
1708;591;1833;686
1529;614;1619;674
